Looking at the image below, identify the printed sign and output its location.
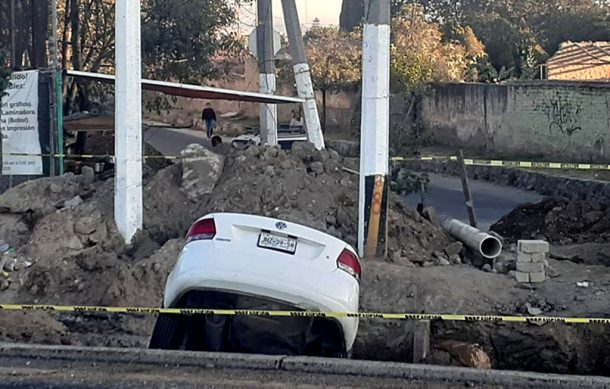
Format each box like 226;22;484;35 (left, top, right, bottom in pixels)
0;70;43;175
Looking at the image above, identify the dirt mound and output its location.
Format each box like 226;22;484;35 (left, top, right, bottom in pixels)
491;198;610;245
207;142;451;263
0;142;451;345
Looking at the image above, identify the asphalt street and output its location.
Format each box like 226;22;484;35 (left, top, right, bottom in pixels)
406;173;543;231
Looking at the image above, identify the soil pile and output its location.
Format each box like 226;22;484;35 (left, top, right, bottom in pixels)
0;142;452;348
491;198;610;244
4;144;608;375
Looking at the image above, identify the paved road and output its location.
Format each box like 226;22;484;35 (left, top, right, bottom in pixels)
144;127;209;156
406;173;543;231
0;343;608;389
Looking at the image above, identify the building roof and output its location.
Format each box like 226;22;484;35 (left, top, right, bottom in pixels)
547;41;610;80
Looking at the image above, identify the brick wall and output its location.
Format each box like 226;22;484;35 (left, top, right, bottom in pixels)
418;82;610;162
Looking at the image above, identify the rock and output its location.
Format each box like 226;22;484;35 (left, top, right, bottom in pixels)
74;217;98;235
264;166;275;176
482;264;492;272
584;211;604;225
0;214;30;248
0;278;9;291
545;264;561;278
449;254;461;264
310;162;324;175
336;207;351;228
525;303;543;316
79;166;95;185
422;261;434;268
291;141;316;161
0;176;82;216
244;145;261;157
279;160;295;170
2;259;15;272
444;241;463;257
438;258;451;266
180;144;225;201
152;262;162;273
492;253;516;274
326;139;359;157
263;146;280;160
432;251;446;259
49;183;63;194
410;256;427;264
422;207;439;226
64;196;83;210
438;341;492;369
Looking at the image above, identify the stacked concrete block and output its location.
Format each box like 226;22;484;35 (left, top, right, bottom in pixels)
515;240;549;283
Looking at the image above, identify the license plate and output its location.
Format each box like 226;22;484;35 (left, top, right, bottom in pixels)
258;233;297;254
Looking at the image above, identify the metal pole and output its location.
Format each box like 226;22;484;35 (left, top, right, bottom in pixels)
281;0;325;150
457;150;477;228
48;0;59;176
256;0;277;146
10;0;16;68
115;0;143;243
358;0;391;259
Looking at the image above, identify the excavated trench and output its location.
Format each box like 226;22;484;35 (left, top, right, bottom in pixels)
0;142;608;376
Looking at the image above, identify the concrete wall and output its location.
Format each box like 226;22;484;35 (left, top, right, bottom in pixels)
420;82;610;161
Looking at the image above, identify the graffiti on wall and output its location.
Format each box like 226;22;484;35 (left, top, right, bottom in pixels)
534;91;583;140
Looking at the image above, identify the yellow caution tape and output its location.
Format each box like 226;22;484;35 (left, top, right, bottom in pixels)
3;153;196;162
0;304;608;324
6;152;609;171
390;155;610;171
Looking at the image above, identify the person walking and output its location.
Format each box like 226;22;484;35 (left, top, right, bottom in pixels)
202;103;217;139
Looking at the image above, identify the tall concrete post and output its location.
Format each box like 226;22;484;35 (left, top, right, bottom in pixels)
281;0;325;150
358;0;391;259
114;0;143;243
257;0;277;146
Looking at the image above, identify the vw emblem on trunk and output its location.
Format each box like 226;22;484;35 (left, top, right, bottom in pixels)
275;221;287;230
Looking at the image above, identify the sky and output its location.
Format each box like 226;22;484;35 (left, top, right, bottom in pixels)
236;0;343;34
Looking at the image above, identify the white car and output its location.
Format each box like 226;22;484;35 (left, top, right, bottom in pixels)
149;213;361;357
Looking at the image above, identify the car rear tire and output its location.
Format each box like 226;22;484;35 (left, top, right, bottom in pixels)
149;313;183;350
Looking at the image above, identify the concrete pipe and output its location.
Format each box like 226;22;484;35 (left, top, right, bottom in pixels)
441;218;502;259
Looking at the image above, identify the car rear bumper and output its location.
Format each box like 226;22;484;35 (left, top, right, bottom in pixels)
164;242;359;350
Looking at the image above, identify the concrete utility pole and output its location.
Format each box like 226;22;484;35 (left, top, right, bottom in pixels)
257;0;277;146
281;0;325;150
358;0;391;259
114;0;143;243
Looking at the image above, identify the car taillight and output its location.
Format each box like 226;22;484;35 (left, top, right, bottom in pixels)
186;218;216;243
337;249;361;280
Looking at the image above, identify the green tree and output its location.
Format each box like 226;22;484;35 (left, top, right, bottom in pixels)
141;0;239;83
341;0;610;77
59;0;243;112
390;5;471;93
303;26;362;129
0;53;10;97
